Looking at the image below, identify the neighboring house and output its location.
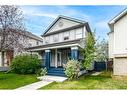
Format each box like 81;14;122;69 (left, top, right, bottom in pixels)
28;15;91;76
0;31;43;66
108;8;127;76
26;31;43;47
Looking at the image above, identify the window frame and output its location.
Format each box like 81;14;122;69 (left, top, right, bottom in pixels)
63;32;70;41
75;28;82;39
53;34;59;42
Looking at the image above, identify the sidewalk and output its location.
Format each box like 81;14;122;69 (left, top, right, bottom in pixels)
15;80;53;90
15;75;67;90
37;75;67;82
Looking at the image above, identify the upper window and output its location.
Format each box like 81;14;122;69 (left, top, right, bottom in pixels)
64;32;69;40
45;37;49;44
36;41;39;45
53;34;59;42
28;43;32;47
75;29;82;39
64;36;69;40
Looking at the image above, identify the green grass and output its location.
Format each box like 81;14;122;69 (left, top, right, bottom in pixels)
40;71;127;89
0;72;39;89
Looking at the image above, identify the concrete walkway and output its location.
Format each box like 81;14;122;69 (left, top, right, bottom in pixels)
37;75;68;82
15;80;53;90
15;75;67;90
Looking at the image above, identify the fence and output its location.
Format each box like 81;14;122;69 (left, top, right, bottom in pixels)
107;61;113;71
94;61;107;71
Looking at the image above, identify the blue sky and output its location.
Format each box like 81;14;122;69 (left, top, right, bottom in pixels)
20;5;127;41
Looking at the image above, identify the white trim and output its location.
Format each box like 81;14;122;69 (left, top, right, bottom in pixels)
113;52;127;57
45;50;51;52
109;8;127;24
71;46;78;50
29;44;81;51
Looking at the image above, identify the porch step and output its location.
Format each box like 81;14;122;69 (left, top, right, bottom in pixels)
48;67;64;71
47;72;66;77
48;69;64;73
47;68;66;77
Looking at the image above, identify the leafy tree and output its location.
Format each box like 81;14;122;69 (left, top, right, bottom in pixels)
95;39;108;62
82;32;95;69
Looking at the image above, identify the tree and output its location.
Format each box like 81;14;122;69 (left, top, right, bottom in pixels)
0;5;28;66
95;39;108;62
81;32;95;69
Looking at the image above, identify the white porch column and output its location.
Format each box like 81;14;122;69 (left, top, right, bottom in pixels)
55;49;57;68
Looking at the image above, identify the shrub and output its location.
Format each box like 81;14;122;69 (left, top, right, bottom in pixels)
10;54;41;74
36;67;47;76
64;60;81;80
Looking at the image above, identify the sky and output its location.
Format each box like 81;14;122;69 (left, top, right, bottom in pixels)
20;5;127;41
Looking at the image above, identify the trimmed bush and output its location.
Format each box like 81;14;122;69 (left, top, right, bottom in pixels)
10;54;41;74
64;60;81;80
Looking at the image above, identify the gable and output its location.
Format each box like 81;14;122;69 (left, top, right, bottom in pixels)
45;17;83;35
115;13;127;26
109;8;127;32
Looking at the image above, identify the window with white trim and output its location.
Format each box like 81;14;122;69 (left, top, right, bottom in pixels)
28;43;32;47
45;37;49;44
53;34;59;42
36;41;39;45
75;28;82;39
64;32;69;40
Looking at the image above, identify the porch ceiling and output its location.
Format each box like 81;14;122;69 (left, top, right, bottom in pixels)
27;39;83;51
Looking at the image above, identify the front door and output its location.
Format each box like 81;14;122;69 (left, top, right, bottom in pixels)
57;52;62;67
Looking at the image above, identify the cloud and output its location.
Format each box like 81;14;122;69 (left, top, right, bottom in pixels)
18;5;126;42
21;6;57;18
21;6;92;22
95;20;108;30
54;6;93;22
33;13;57;18
93;20;110;41
20;5;94;36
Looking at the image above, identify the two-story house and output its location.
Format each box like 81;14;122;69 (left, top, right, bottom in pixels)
108;8;127;76
0;31;43;67
28;15;91;76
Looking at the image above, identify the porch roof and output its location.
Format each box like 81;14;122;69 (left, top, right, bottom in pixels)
26;39;84;51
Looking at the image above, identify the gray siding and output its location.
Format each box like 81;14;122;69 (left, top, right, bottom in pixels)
43;27;86;45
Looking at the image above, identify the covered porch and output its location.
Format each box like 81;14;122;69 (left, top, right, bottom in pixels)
44;47;79;68
28;39;83;76
41;46;80;76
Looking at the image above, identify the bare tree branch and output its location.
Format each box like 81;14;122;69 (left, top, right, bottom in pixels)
0;5;28;55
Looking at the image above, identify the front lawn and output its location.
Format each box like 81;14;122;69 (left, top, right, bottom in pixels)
40;71;127;89
0;72;39;89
